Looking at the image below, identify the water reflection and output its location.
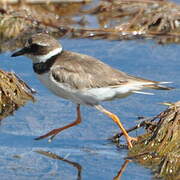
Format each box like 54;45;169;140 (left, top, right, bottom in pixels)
35;149;131;180
113;160;131;180
35;150;82;180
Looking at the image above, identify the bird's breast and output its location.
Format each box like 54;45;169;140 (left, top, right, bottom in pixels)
36;72;73;100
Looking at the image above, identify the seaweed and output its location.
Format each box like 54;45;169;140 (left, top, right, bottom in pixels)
111;102;180;179
0;70;35;120
0;0;179;49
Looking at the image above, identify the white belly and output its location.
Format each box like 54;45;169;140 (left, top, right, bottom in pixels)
36;72;99;105
36;72;73;100
36;72;148;106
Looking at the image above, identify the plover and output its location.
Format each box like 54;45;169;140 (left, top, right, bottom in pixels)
11;33;172;148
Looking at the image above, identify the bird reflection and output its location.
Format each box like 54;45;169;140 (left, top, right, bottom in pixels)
113;160;131;180
35;150;82;180
35;150;131;180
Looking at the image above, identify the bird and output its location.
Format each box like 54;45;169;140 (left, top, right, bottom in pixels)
11;33;172;149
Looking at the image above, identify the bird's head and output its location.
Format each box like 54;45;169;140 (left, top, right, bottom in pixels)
11;33;63;63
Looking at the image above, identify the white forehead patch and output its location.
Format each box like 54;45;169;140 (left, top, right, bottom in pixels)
36;42;49;46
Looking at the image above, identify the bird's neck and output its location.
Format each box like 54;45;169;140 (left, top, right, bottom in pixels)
33;53;60;74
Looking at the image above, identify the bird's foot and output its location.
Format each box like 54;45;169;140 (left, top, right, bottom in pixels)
34;128;60;141
48;134;57;142
126;136;138;149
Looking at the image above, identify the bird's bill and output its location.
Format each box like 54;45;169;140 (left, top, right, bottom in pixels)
11;47;30;57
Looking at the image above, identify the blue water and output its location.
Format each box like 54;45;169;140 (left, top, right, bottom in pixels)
0;38;179;179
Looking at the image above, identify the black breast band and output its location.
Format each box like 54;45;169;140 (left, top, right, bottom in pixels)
33;54;60;74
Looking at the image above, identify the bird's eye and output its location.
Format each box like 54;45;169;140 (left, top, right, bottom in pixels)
28;38;32;45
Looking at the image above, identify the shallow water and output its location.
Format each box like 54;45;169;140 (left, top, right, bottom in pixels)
0;37;179;179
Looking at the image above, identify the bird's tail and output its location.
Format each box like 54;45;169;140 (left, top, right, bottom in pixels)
143;82;173;90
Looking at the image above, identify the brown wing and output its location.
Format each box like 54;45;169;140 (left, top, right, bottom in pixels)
51;50;129;89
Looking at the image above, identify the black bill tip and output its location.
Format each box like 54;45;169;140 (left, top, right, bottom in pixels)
11;47;28;57
11;52;20;57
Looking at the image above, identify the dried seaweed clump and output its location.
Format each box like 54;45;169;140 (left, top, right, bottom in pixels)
128;102;180;179
0;70;35;120
0;0;180;46
0;0;180;50
71;0;178;43
0;1;88;42
0;10;38;42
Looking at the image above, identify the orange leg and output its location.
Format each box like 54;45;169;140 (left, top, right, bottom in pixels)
35;104;81;142
95;105;137;149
